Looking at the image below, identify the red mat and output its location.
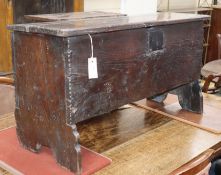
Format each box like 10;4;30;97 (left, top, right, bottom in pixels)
0;127;111;175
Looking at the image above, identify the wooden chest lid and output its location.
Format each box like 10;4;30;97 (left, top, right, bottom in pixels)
25;11;126;22
8;12;209;37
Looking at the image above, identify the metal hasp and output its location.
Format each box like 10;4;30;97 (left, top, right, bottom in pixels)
8;12;208;174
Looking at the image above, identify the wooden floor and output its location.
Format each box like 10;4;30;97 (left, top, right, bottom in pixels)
0;85;221;175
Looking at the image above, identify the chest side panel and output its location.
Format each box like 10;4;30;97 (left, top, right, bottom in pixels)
12;32;69;144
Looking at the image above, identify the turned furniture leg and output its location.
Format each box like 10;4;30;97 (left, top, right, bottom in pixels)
202;75;214;93
176;80;203;114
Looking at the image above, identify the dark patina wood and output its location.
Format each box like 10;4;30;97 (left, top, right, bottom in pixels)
78;106;171;153
12;0;74;23
9;13;209;37
25;11;126;22
176;81;203;114
9;12;208;174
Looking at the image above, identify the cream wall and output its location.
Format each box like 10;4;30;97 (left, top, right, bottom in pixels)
121;0;157;15
84;0;200;14
158;0;199;11
84;0;121;13
84;0;157;14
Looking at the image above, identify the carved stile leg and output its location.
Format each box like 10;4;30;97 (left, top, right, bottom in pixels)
16;126;42;153
147;81;203;114
15;108;82;174
71;124;82;175
51;124;82;175
177;80;203;114
202;75;214;93
15;109;42;153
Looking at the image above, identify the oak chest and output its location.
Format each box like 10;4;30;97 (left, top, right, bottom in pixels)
9;12;207;174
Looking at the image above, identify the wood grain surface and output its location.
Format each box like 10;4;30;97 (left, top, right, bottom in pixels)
0;113;15;131
0;94;221;175
133;93;221;133
8;13;208;37
12;33;82;173
78;106;171;153
96;120;221;175
0;112;220;175
25;11;126;22
0;0;13;72
63;21;203;124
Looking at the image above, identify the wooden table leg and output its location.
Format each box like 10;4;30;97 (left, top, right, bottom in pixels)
51;124;82;175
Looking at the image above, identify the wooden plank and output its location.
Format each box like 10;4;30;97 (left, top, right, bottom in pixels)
169;7;213;13
132;93;221;134
96;120;221;175
25;11;126;22
8;13;209;37
12;32;86;173
0;0;13;72
169;149;213;175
